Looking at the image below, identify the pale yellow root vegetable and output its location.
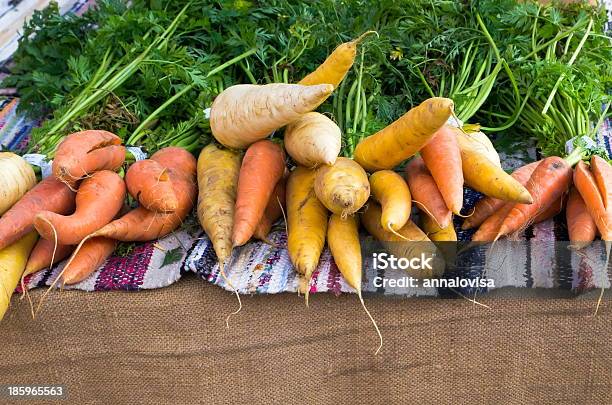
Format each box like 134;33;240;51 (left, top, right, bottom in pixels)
361;201;444;278
196;144;242;325
0;152;37;215
210;83;334;149
456;129;501;167
369;170;411;232
0;231;38;320
354;97;454;171
457;135;533;204
298;31;377;89
283;112;341;167
420;214;457;242
314;157;369;217
287;166;329;304
327;214;382;355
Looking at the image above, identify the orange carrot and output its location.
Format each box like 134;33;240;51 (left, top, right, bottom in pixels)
125;159;178;213
34;170;126;245
574;161;612;240
61;237;116;285
52;130;125;185
472;203;514;242
0;177;75;251
24;239;74;276
151;147;197;178
253;177;287;242
533;196;563;223
232;140;286;246
82;157;197;242
462;161;540;230
420;125;463;214
404;156;452;228
498;157;573;238
590;156;612;210
566;186;597;248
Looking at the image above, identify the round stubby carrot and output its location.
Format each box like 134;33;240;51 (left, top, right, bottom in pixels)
420;125;463;214
52;130;125;185
566;187;597;248
369;170;411;232
498;157;573;238
590;156;612;210
24;239;74;276
283;112;341;167
462;161;541;230
574;161;612;240
299;31;376;89
61;237;116;285
314;157;369;217
34;170;126;245
92;157;197;242
253;177;287;242
232;140;286;247
354;97;454;171
457;135;533;204
287;166;328;302
210;83;334;149
197;144;242;267
151;147;197;178
0;177;75;251
125;159;178;213
405;156;452;229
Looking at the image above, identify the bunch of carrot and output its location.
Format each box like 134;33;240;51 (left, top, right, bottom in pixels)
0;129;196;318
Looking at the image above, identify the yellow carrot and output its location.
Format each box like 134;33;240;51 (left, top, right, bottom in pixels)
0;231;38;320
327;214;382;354
354;97;454;171
457;135;533;204
314;157;369;217
369;170;411;232
298;31;377;89
287;166;329;304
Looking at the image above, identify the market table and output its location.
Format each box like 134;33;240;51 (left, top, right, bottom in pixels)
0;275;609;404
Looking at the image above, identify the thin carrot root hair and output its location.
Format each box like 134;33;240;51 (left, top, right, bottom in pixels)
594;240;610;316
387;224;411;242
31;216;60;317
413;200;444;229
358;290;383;355
455;207;474;219
218;261;242;329
304;272;314;308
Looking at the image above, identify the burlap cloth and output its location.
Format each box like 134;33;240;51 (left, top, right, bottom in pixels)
0;275;609;404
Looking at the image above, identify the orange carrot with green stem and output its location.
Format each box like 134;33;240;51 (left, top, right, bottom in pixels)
497;155;577;238
52;130;125;186
420;125;463;214
232;140;285;247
